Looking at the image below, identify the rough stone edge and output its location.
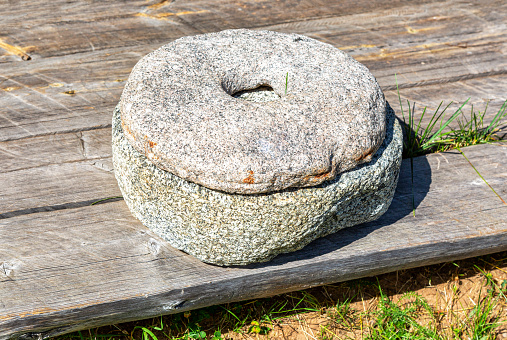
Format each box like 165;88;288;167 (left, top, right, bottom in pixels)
118;29;387;194
112;103;403;266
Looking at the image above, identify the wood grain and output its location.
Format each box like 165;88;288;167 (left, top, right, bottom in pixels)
0;159;121;218
1;0;506;337
0;0;444;62
263;0;507;88
384;75;507;115
0;143;506;338
0;128;120;218
1;0;505;142
0;129;111;174
1;89;505;217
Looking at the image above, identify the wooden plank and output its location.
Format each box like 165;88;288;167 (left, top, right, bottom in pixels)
384;74;507;115
1;0;505;142
0;47;138;142
383;74;507;138
263;0;507;88
0;129;111;173
0;0;505;338
0;128;120;218
264;2;507;132
3;118;506;218
0;0;443;62
1;143;506;339
0;160;121;218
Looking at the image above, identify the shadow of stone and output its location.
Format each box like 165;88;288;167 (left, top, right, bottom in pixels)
236;117;432;269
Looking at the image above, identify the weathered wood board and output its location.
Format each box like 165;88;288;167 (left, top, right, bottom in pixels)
1;0;506;142
0;0;449;61
1;0;506;338
0;143;506;339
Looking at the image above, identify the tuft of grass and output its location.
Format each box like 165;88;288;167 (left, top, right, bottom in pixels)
364;285;440;340
448;268;504;340
450;100;507;148
396;74;507;159
395;75;507;214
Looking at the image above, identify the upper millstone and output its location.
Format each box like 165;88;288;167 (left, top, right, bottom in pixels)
119;29;386;194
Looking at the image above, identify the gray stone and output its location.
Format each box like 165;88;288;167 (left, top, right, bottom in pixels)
114;29;403;265
119;29;387;194
112;103;402;266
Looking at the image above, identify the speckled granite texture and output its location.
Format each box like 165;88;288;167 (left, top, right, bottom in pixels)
119;29;387;194
112;103;402;266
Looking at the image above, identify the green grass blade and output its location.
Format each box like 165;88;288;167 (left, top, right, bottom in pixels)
419;101;448;143
457;147;507;206
408;99;414;133
424;99;470;147
414;106;427;140
285;72;289;95
132;326;159;340
486;99;507;135
153;316;164;331
142;327;159;340
220;307;240;322
411;156;415;217
395;74;406;123
90;196;123;205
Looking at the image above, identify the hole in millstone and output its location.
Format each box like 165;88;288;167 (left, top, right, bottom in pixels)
232;85;280;103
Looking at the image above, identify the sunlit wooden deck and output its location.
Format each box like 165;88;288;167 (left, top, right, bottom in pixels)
0;0;506;338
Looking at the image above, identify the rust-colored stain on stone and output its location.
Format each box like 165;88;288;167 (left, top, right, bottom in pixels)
313;171;333;180
355;147;375;162
303;169;334;184
242;170;255;184
121;120;136;141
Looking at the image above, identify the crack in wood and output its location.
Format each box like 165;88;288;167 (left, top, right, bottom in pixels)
18;332;43;340
0;263;9;277
0;124;112;143
382;70;507;91
135;10;209;21
0;157;111;175
0;262;18;282
0;197;123;220
146;0;174;10
162;300;186;311
78;131;87;158
90;160;114;173
18;324;75;340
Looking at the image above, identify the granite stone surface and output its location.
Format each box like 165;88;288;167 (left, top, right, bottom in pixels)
119;29;387;194
112;103;403;266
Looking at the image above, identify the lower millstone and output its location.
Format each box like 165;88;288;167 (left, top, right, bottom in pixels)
112;104;403;266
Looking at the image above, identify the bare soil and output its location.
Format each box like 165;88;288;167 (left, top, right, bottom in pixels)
216;251;507;339
63;251;507;340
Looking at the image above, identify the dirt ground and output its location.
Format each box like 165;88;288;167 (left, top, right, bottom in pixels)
219;251;507;339
68;251;507;340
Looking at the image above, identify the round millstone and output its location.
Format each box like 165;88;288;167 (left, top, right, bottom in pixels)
119;29;387;194
112;103;402;266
